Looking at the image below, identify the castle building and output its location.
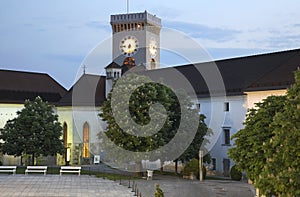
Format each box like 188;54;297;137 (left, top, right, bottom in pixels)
1;11;300;176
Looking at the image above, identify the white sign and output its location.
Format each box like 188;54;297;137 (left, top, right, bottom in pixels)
94;155;100;164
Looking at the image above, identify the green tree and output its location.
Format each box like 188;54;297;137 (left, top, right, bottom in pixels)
229;70;300;196
228;95;286;195
263;70;300;196
0;97;64;165
99;73;207;174
175;114;211;173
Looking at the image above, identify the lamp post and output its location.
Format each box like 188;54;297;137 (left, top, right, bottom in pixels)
199;150;203;181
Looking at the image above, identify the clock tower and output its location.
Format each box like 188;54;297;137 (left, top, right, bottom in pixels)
110;11;161;70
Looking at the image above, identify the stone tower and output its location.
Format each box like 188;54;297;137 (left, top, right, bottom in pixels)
110;11;161;70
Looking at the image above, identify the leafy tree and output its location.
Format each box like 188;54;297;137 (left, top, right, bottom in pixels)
100;74;177;152
263;70;300;196
0;96;64;165
229;69;300;196
175;114;211;173
99;73;208;174
228;95;286;195
179;114;211;161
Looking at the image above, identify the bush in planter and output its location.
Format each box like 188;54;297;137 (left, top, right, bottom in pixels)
230;165;242;181
183;158;206;180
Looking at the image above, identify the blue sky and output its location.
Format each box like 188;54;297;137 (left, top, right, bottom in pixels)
1;0;300;89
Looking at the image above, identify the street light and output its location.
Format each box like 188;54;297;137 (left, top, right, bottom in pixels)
199;150;203;181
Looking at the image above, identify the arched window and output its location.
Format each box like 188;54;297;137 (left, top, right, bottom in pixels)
150;58;156;70
123;57;136;66
83;122;90;158
63;122;68;148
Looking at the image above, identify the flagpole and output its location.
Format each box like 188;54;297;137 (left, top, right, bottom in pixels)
127;0;129;13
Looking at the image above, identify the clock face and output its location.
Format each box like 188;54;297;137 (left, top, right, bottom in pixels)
120;36;139;57
149;38;158;58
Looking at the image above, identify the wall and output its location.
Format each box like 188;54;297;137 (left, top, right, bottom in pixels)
195;95;247;176
245;89;287;109
59;106;106;165
0;103;24;165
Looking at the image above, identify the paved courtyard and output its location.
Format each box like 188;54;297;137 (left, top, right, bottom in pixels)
0;174;255;197
134;175;256;197
0;175;134;197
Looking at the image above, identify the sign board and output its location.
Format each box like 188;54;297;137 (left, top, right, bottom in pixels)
94;155;100;164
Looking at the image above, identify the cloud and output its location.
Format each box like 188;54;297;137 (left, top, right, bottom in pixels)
44;54;85;64
206;47;271;60
85;21;110;31
267;34;300;49
164;20;240;42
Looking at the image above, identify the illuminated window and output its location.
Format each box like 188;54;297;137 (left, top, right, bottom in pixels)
123;57;135;66
150;58;155;69
83;122;90;158
63;122;68;148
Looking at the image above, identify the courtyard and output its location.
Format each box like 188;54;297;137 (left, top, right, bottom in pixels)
0;172;255;197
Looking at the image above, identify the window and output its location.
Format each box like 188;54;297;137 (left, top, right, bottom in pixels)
223;128;230;145
63;123;68;148
196;103;200;111
211;158;216;170
150;58;155;69
224;102;229;111
83;122;90;158
223;158;231;177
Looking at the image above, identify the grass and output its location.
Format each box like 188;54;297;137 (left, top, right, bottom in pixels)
8;166;137;181
92;172;139;180
5;166;227;181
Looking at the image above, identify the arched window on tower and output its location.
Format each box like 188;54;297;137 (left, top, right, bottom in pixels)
82;122;90;158
123;57;136;66
150;58;156;70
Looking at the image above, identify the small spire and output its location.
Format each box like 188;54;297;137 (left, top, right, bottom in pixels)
82;65;87;74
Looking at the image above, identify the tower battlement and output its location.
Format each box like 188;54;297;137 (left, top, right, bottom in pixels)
110;11;161;27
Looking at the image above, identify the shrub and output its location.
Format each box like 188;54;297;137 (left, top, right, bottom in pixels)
230;165;242;181
183;158;206;180
155;184;164;197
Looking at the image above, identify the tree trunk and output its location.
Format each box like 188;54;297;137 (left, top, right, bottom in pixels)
135;161;142;177
175;159;178;174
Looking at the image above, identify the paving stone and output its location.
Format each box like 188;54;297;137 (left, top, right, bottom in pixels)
0;175;134;197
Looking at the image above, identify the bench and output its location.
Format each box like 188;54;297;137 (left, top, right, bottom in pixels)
60;166;81;176
0;166;17;175
25;166;47;175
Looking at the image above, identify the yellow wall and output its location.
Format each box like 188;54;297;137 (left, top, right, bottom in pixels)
56;106;73;165
0;103;24;128
0;104;24;165
245;89;287;110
